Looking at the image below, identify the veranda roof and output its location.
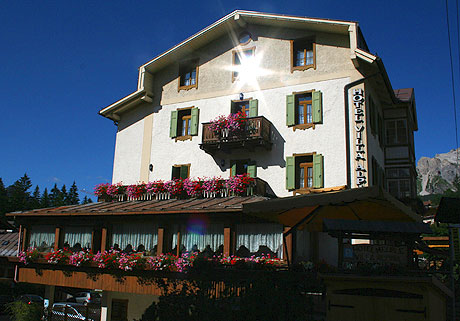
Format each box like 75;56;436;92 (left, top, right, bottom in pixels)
6;196;268;217
243;186;421;232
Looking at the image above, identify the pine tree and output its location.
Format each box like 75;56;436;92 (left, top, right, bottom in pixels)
68;181;79;205
0;178;9;217
49;184;63;207
30;185;41;209
60;185;68;205
7;173;32;212
81;196;93;204
41;188;50;208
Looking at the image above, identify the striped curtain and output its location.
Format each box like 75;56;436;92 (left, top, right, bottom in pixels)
111;223;158;251
236;223;283;257
63;226;93;249
172;224;224;252
29;225;55;252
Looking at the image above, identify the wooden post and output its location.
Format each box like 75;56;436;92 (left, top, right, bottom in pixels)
224;227;231;257
283;227;293;263
176;231;181;256
54;227;61;251
101;227;107;252
231;230;236;255
157;228;164;256
21;226;28;251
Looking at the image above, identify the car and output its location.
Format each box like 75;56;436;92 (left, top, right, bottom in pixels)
51;302;96;321
74;291;101;305
17;294;44;306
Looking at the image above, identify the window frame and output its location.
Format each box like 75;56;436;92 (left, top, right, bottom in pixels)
171;164;191;180
385;119;408;146
231;98;252;116
292;90;316;131
178;59;199;91
292;152;317;193
230;159;250;177
232;47;256;82
290;38;316;73
175;107;194;141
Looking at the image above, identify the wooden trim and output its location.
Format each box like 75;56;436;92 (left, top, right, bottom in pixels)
292;152;316;157
177;106;194;111
231;98;253;102
232;47;256;82
293;185;347;195
172;163;191;178
292;123;315;131
54;227;60;251
224;227;231;257
176;230;181;256
101;227;107;252
157;227;164;256
21;226;28;251
292;89;315;95
175;135;192;142
283;227;292;262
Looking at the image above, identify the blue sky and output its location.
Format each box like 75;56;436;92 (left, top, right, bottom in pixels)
1;0;458;199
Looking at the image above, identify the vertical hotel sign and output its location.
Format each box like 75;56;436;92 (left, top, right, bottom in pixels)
353;88;367;187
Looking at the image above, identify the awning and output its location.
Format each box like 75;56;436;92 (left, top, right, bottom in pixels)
435;197;460;224
323;219;432;235
243;186;421;231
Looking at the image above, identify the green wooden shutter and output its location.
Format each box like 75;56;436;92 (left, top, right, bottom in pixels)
286;95;295;126
190;107;199;136
230;162;237;177
249;99;258;117
247;163;257;178
313;154;324;188
170;110;178;138
171;166;177;179
312;91;322;123
230;101;236;114
180;165;189;179
286;156;295;190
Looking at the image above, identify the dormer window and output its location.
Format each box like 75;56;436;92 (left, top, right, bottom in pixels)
178;60;198;91
291;38;316;72
232;47;255;82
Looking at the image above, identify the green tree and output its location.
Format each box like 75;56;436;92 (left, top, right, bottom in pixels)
41;188;50;208
0;178;9;217
68;181;79;205
49;184;63;207
60;184;68;205
81;196;93;204
7;173;32;212
30;185;41;209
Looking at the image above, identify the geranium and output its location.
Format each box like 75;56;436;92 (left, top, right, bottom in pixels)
202;177;224;193
146;180;167;194
117;253;146;271
18;248;41;265
69;250;94;267
209;111;247;136
183;178;203;197
93;249;120;269
126;183;147;199
94;183;110;197
164;179;185;197
106;183;126;197
45;249;71;264
146;254;178;272
226;174;254;195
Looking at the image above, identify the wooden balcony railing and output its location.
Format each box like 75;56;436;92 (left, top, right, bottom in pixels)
200;116;272;154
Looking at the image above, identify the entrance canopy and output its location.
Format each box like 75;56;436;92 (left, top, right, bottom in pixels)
243;186;421;231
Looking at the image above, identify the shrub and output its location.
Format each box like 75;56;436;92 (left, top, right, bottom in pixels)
6;301;43;321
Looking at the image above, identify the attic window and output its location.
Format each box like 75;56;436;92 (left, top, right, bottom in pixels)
291;38;316;72
178;60;199;91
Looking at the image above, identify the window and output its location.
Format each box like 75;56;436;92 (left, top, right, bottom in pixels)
286;153;324;191
371;157;385;188
291;38;316;72
232;47;255;81
386;168;412;199
385;119;407;145
238;32;252;45
230;99;258;117
230;160;257;177
178;60;198;91
286;91;322;130
170;107;199;140
172;164;190;180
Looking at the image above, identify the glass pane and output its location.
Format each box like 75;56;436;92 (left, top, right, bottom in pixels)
182;119;186;136
296;50;305;66
191;70;196;85
184;73;190;86
234;54;241;65
306;104;312;123
299;167;304;188
298;105;304;124
396;120;407;143
186;119;191;135
306;50;313;65
244;50;253;58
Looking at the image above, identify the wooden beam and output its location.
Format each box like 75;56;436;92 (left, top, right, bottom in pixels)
157;228;164;256
176;231;181;256
224;227;231;257
21;226;28;251
101;227;107;252
283;227;292;262
54;227;60;251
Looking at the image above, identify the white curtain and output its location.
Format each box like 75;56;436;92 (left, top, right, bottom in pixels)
236;223;283;257
63;226;92;249
111;223;158;251
29;225;55;251
172;224;224;252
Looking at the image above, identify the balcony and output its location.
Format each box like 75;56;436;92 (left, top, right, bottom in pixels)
200;116;272;154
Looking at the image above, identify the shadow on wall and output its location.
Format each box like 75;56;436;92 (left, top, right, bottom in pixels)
209;122;286;172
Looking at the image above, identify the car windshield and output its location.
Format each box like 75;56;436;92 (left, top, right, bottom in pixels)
26;295;43;302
